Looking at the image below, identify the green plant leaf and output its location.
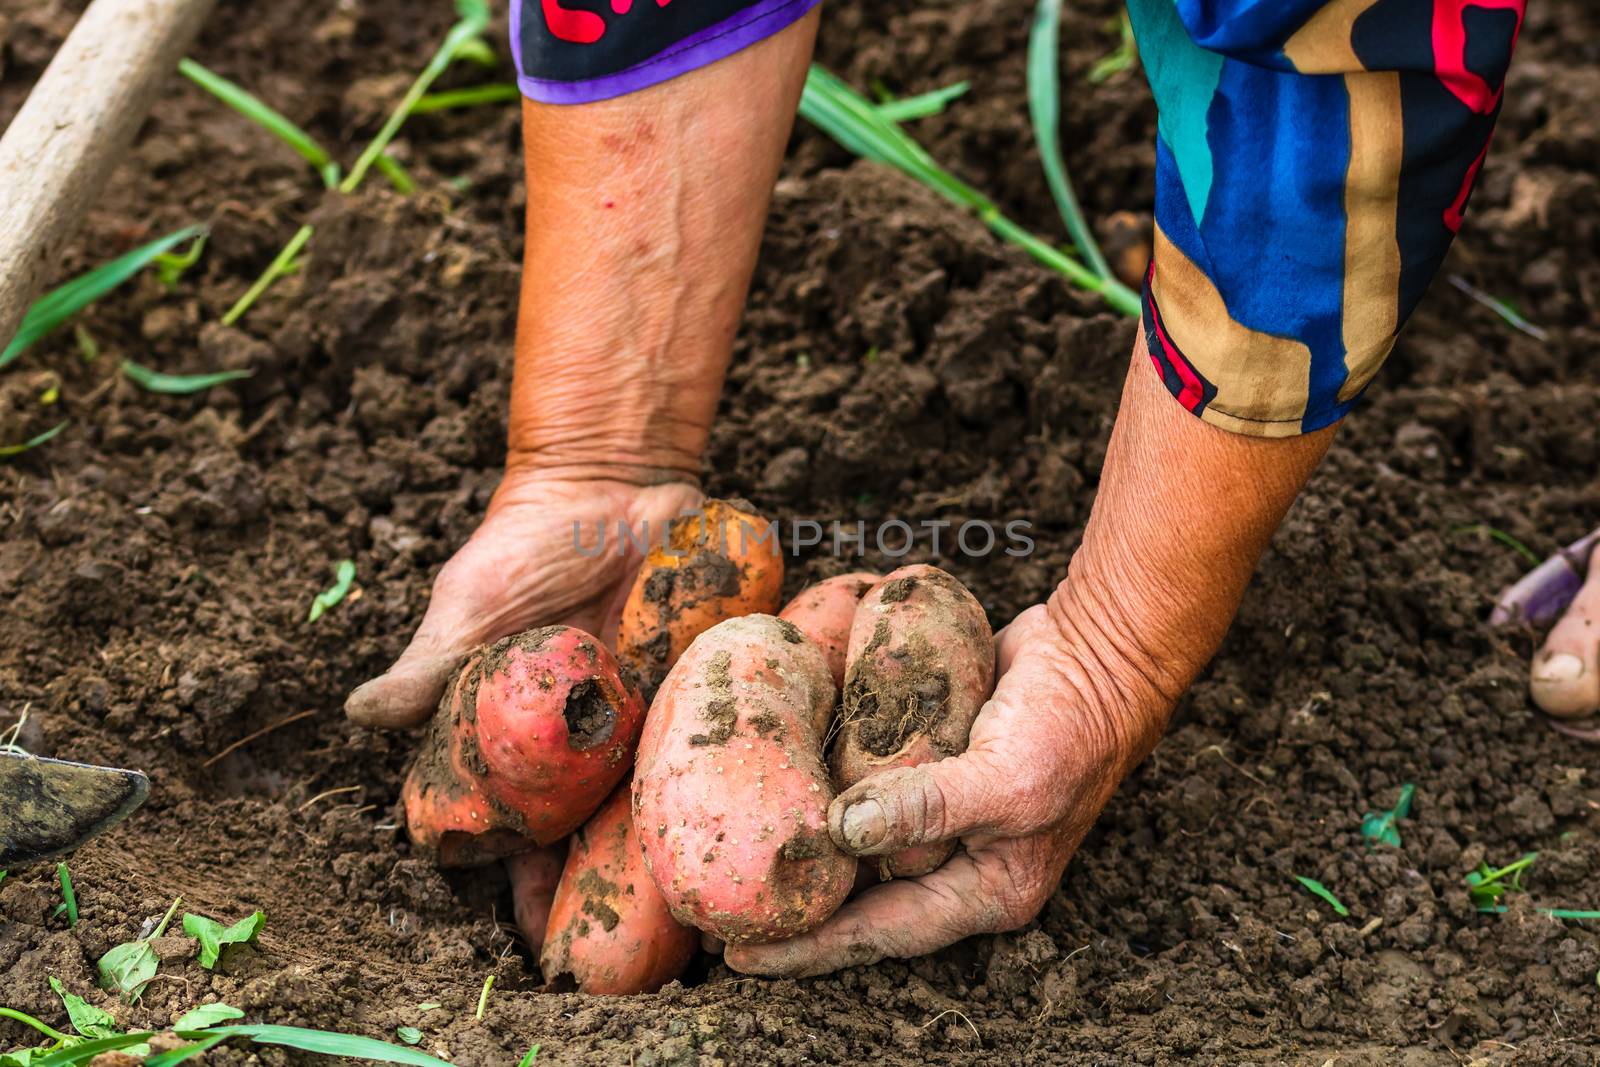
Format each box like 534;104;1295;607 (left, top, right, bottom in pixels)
30;1033;155;1067
1360;782;1416;849
173;1003;244;1031
1026;0;1124;297
153;234;208;291
181;1025;455;1066
875;81;970;123
145;1035;229;1067
119;360;254;395
410;83;520;114
396;1027;422;1046
0;1048;50;1066
340;1;494;193
47;979;117;1040
0;422;67;459
1087;11;1136;84
308;560;357;623
182;910;264;969
1;225;205;370
517;1044;541;1067
798;66;1138;317
1293;875;1350;916
96;941;158;1001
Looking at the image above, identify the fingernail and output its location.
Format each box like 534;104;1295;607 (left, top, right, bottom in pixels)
1535;652;1585;683
841;800;887;851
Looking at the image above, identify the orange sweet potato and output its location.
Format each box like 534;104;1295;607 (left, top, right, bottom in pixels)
617;499;783;700
633;615;855;943
539;781;699;994
402;627;645;867
831;565;995;878
778;572;879;688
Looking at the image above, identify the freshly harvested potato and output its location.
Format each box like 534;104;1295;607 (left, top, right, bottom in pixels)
831;565;994;878
633;615;854;943
778;572;879;688
618;499;783;700
539;781;698;994
403;627;645;866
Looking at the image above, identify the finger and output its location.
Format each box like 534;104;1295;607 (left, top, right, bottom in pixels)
1532;552;1600;718
725;852;1002;978
827;751;1016;857
345;614;474;729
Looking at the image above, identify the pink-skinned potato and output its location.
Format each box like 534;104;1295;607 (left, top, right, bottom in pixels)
403;626;645;867
832;565;995;878
778;572;879;688
633;614;855;943
539;781;698;994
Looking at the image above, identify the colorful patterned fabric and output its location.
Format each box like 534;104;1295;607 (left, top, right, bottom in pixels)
1129;0;1526;436
512;0;817;103
509;0;1524;436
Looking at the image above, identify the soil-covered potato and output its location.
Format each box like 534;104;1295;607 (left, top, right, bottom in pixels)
539;781;698;995
633;615;855;942
832;564;995;877
617;499;784;700
402;627;644;866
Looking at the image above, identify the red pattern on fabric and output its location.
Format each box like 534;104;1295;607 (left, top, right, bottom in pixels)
1146;264;1208;413
1431;0;1525;113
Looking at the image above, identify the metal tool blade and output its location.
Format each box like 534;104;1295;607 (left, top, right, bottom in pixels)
0;750;148;866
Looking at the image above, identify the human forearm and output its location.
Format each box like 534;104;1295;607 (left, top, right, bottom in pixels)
508;13;819;483
1049;335;1336;772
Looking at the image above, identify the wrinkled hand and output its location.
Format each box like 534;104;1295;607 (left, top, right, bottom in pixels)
345;462;702;728
726;598;1167;978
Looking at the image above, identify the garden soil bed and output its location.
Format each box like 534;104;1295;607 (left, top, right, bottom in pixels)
3;0;1599;1063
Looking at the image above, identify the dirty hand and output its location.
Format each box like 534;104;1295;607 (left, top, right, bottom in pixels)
344;461;701;729
725;591;1167;978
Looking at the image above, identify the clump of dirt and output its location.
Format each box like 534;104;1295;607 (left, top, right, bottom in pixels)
1;0;1598;1063
561;680;617;751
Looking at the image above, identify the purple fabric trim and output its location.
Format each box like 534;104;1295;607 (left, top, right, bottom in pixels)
512;0;820;104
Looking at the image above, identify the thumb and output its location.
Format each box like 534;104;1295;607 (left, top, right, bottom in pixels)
827;746;1032;857
346;568;484;729
344;643;464;729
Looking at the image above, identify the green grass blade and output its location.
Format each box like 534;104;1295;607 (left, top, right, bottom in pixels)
1450;524;1541;566
1087;12;1137;84
2;225;204;370
1027;0;1122;294
876;81;970;123
800;67;1138;317
223;223;315;326
1294;875;1350;916
145;1035;229;1067
179;59;340;188
341;1;493;193
188;1025;454;1066
517;1045;541;1067
0;421;68;459
411;83;521;114
120;360;254;396
1447;274;1548;342
32;1034;157;1067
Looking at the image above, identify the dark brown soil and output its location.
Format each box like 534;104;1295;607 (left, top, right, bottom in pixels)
3;0;1599;1064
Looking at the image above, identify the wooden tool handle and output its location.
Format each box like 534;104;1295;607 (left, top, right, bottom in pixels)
0;0;216;350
